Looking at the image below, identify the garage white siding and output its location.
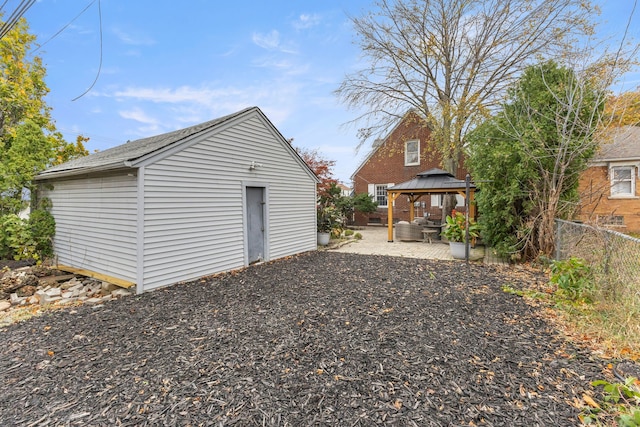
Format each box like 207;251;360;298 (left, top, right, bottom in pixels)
40;174;138;283
141;113;316;291
36;107;318;293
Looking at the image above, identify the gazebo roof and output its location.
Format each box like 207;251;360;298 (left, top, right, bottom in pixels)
388;168;475;192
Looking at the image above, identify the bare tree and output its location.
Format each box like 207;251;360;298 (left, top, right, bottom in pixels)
336;0;598;175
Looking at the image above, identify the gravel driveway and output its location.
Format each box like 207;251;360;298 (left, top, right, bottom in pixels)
0;252;602;426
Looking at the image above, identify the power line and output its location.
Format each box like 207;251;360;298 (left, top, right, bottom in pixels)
72;0;102;101
33;0;97;53
0;0;36;40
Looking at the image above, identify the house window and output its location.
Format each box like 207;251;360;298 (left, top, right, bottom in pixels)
375;184;388;207
405;140;420;166
610;166;636;197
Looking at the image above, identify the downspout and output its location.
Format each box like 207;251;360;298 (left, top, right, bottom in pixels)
409;194;415;222
387;191;394;242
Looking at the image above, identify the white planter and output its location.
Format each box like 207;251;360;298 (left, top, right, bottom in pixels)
317;232;330;246
449;241;467;259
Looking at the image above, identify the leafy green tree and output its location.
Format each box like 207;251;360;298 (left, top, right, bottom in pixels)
0;17;51;139
351;192;377;216
0;17;88;215
318;183;377;227
0;119;51;213
468;61;604;260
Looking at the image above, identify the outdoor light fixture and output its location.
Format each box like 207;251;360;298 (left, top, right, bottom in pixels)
249;161;263;171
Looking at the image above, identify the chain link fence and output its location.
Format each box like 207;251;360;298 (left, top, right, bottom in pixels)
555;219;640;303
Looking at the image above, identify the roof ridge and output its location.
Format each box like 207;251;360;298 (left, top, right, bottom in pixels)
37;106;259;179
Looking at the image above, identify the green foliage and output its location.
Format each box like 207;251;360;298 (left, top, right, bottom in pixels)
582;377;640;426
52;134;90;166
0;17;89;216
324;183;377;222
317;205;343;235
28;208;55;259
0;18;51;138
468;60;602;260
0;119;51;214
352;192;377;215
354;232;362;240
0;200;55;262
549;257;594;303
0;214;20;259
344;229;354;237
441;210;480;243
0;214;35;261
318;183;376;233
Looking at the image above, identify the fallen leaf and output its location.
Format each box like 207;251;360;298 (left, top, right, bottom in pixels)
582;394;600;409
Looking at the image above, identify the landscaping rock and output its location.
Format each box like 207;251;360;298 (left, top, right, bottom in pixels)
0;271;38;294
0;263;133;314
0;300;10;311
16;285;36;297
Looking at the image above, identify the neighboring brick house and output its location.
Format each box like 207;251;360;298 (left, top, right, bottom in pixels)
577;126;640;232
350;111;467;226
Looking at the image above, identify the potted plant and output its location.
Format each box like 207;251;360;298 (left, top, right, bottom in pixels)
441;210;480;259
317;205;341;246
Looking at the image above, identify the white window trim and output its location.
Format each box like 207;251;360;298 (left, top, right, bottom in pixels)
375;184;388;207
369;183;394;208
404;139;420;166
609;165;638;199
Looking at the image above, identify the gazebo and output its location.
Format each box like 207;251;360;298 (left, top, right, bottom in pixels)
386;168;476;242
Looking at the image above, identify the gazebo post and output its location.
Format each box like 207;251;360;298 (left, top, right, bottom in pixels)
387;194;394;242
387;191;400;242
409;195;415;222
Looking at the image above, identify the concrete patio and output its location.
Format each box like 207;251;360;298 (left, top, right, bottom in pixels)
329;226;492;262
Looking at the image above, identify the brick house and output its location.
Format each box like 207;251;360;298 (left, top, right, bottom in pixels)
577;126;640;233
350;111;468;226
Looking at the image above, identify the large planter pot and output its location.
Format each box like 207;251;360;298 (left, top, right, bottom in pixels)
449;241;467;259
317;232;330;246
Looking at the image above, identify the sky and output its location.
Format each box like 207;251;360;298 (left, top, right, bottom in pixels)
13;1;640;184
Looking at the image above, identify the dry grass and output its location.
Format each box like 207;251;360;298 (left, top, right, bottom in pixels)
0;301;84;328
553;220;640;360
556;301;640;360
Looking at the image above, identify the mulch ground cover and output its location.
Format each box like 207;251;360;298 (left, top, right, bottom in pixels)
0;252;606;426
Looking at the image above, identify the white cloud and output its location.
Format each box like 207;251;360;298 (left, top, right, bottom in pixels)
106;82;302;133
252;30;281;50
114;86;246;106
112;27;155;46
293;13;321;30
119;107;160;125
67;24;93;36
251;57;310;75
252;30;298;54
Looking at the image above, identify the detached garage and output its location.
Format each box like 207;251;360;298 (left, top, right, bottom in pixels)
36;107;319;293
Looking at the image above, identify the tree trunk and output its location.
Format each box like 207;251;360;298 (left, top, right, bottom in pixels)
440;157;458;220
